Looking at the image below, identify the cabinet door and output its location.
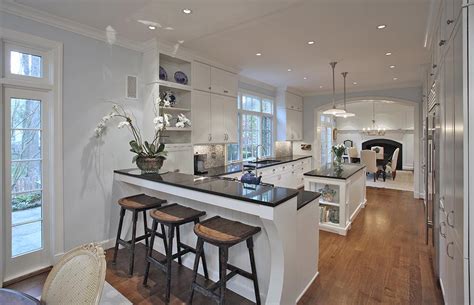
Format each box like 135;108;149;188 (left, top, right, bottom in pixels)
191;91;212;144
445;0;455;37
210;94;225;143
286;91;303;111
211;67;238;97
193;61;211;92
222;95;238;143
287;109;303;140
452;25;463;248
444;41;455;219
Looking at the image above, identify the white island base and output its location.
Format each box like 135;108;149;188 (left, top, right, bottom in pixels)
113;172;319;304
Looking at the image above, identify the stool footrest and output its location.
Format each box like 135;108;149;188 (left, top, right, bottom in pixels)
146;256;167;272
208;270;238;291
227;263;254;280
192;282;220;303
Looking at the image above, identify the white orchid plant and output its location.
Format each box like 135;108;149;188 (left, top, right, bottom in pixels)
94;100;169;164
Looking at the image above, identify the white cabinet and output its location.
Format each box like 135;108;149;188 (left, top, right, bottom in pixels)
192;91;238;144
193;61;238;97
193;61;211;92
286;109;303;141
211;67;238;97
286;91;303;111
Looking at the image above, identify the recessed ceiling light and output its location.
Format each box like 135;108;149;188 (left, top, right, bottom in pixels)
256;53;262;56
307;41;315;45
385;52;392;56
393;77;398;80
389;65;396;69
287;68;292;72
182;9;192;14
304;77;307;80
164;26;174;30
377;24;387;29
353;82;358;85
178;40;184;44
319;85;323;89
148;25;156;30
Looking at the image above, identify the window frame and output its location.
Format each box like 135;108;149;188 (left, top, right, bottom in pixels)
4;42;51;84
226;90;275;163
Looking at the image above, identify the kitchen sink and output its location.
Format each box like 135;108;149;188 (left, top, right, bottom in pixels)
248;159;281;165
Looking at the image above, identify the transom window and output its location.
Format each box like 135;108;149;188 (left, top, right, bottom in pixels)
5;43;48;81
227;92;274;162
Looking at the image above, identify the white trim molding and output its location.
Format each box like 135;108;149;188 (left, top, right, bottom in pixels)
0;0;145;52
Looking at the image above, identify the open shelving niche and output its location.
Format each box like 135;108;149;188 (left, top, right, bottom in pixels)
315;183;341;231
157;53;193;144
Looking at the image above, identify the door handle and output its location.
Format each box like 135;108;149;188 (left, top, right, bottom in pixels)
208;134;212;142
447;19;454;25
447;242;454;259
224;90;229;94
439;197;445;212
439;40;446;46
447;210;454;228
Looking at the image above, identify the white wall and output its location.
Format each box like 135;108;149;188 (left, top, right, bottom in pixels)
335;101;415;169
1;11;144;252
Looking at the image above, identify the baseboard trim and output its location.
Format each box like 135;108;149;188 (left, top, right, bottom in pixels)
3;266;52;287
296;271;319;303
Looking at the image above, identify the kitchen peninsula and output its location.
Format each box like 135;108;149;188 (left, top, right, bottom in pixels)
304;164;366;236
114;169;320;305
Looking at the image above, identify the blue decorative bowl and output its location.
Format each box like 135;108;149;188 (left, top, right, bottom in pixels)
174;71;188;85
159;66;167;81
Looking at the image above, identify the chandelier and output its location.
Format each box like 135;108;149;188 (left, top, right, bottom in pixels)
363;101;386;136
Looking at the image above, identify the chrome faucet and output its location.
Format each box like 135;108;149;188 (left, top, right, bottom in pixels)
254;144;267;177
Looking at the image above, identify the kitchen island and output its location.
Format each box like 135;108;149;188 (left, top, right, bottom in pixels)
304;164;366;236
113;169;320;305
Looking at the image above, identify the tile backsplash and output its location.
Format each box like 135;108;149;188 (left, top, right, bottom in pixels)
193;144;226;169
275;141;292;157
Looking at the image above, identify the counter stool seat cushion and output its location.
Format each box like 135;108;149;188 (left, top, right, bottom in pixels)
150;203;205;224
118;193;166;210
194;216;261;245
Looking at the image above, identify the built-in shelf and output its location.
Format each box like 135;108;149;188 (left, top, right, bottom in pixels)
157;80;192;92
165;127;192;132
319;199;339;207
160;107;191;113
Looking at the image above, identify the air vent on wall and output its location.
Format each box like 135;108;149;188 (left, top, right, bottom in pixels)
126;75;138;99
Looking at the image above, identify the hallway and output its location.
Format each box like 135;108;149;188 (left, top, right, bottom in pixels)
299;187;444;305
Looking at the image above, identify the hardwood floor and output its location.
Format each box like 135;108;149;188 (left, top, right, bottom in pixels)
299;187;444;305
7;187;444;305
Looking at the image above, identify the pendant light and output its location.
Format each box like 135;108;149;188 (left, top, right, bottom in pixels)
335;72;355;118
323;61;346;115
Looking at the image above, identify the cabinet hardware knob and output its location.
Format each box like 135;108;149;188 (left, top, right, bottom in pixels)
432;64;437;69
439;40;446;46
224;90;228;93
209;87;211;90
447;210;454;228
439;221;447;238
447;242;454;259
447;19;454;25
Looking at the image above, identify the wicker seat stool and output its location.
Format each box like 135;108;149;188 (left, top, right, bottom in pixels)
112;194;167;276
143;203;209;303
189;216;261;305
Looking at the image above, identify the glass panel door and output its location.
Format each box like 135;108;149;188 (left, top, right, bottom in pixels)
4;87;50;281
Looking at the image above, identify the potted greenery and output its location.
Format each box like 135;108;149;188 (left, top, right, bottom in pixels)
94;101;170;173
332;144;346;165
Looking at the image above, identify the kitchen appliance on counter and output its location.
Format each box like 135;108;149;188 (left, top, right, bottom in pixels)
194;153;208;175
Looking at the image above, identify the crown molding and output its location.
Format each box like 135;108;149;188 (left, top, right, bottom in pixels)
0;0;146;52
302;81;422;97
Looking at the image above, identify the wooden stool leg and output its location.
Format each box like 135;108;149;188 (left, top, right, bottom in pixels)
176;226;182;265
128;210;138;277
143;211;149;249
143;219;158;286
112;207;125;264
219;247;228;305
165;225;175;303
188;237;204;305
247;238;261;305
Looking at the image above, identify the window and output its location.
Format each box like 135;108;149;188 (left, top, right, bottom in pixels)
10;51;43;78
320;114;335;165
227;92;274;162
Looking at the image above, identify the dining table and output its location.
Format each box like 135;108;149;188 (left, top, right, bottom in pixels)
0;289;40;305
343;155;389;181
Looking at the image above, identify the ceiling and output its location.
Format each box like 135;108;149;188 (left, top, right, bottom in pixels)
8;0;431;94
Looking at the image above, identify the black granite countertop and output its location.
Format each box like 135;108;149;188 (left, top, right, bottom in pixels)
115;169;300;207
304;164;366;180
297;191;321;210
202;155;312;177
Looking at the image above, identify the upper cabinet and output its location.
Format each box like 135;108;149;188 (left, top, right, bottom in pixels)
193;61;238;97
285;91;304;111
276;89;304;141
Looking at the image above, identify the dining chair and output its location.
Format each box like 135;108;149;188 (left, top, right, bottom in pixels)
360;150;378;182
348;147;359;163
41;243;106;305
386;148;400;180
371;146;384;160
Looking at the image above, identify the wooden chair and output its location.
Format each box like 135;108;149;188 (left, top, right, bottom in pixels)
143;203;209;303
386;148;400;180
371;146;384;160
360;150;378;182
41;244;106;305
189;216;261;305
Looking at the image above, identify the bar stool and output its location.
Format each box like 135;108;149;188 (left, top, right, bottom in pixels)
112;193;167;276
143;203;209;303
189;216;261;305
